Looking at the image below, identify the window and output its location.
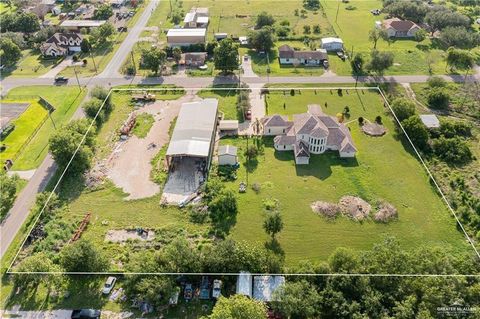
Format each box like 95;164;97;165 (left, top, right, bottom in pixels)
284;145;286;149
268;129;271;133
286;58;289;62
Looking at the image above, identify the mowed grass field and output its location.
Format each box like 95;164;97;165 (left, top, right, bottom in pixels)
0;101;48;163
198;86;240;120
3;86;87;170
320;0;450;75
219;87;469;265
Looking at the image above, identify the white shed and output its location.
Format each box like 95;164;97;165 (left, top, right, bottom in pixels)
236;271;252;297
218;145;238;166
419;114;440;129
321;37;344;52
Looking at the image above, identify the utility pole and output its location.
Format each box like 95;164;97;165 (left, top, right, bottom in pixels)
73;66;81;91
130;50;137;75
266;48;270;84
90;50;98;74
335;1;340;23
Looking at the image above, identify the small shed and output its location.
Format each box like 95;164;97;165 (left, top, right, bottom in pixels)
215;33;228;41
239;36;248;45
219;120;239;135
236;271;252;297
321;37;344;52
218;145;238;166
419;114;440;129
252;276;285;302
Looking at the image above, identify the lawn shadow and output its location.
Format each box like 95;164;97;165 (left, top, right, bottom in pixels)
212;211;237;236
264;238;285;257
295;152;359;180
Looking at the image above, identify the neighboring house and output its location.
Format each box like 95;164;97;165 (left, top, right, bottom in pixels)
253;276;285;302
320;37;344;51
218;120;239;135
167;28;207;47
263;105;357;164
236;271;253;298
383;18;420;38
181;52;207;66
40;33;83;57
60;20;106;31
214;33;228;41
184;7;209;28
419;114;440;129
278;45;328;66
218;145;238;165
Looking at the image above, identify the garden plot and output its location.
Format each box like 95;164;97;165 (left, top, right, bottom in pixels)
105;229;155;243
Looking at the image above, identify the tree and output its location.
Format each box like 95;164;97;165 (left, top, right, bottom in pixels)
303;25;311;34
414;29;427;42
427;76;447;88
272;280;320;319
160;237;202;273
172;47;182;64
209;188;238;221
209;295;268;319
384;1;427;22
14;253;62;288
94;4;113;20
366;50;394;74
391;98;416;122
304;0;320;10
249;26;277;52
263;211;284;239
80;38;91;53
214;38;239;74
439;26;480;49
15;12;40;33
48;119;96;174
432;136;473;164
0;38;21;66
0;172;18;221
426;88;450;109
90;22;115;45
368;27;388;49
401;115;429;150
350;53;364;74
60;239;108;272
2;32;26;49
83;98;103;119
255;11;275;29
446;48;475;71
425;7;470;35
141;46;167;74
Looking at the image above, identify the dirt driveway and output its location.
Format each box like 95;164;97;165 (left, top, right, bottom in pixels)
107;91;199;200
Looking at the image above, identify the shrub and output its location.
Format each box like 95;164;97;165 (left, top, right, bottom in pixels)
401;115;429;150
358;117;364;125
432;136;473;164
245;145;259;159
427;76;447;88
263;198;279;211
72;55;79;62
303;25;311;34
375;115;382;124
427;88;450;109
313;25;321;33
252;182;261;194
439;119;472;138
391;98;416;122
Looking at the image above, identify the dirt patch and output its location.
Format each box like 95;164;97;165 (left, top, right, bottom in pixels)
339;196;371;221
362;123;386;136
374;201;398;223
311;201;341;218
105;229;155;243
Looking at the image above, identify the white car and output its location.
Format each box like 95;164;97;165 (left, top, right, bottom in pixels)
102;276;117;294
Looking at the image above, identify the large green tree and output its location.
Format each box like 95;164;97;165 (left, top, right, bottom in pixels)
255;11;275;29
366;50;394;74
0;38;21;66
446;48;474;71
401;115;429;150
141;46;167;75
263;211;284;239
0;172;18;221
48;119;96;174
214;38;239;74
249;26;277;52
391;98;416;122
60;239;108;272
14;253;63;288
272;280;321;319
94;4;113;20
208;295;268;319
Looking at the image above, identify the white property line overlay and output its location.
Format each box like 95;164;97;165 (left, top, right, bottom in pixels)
6;86;479;276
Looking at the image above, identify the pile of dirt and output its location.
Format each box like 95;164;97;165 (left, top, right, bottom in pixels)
311;201;341;218
374;201;398;223
84;162;108;188
362;123;386;136
339;196;372;221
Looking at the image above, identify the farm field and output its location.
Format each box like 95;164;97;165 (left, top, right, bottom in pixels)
219;87;469;265
319;0;454;75
0;101;48;163
2;86;87;170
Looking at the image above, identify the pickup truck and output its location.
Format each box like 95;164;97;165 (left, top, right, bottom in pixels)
54;76;69;84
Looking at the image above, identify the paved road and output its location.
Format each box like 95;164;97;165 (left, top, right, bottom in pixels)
98;0;159;79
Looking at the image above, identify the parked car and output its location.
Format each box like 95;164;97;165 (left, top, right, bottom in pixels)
71;309;101;319
199;276;210;300
54;76;69;84
184;283;193;301
102;276;117;294
245;110;252;120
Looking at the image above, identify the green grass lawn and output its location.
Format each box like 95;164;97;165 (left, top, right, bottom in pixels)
219;87;469;265
3;86;87;170
1;50;63;78
132;113;154;138
0;101;48;163
198;86;240;120
320;0;451;76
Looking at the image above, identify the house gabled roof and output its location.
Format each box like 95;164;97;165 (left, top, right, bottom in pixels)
46;33;83;45
278;45;327;60
218;145;237;156
274;135;296;145
340;138;357;153
383;18;419;32
294;140;310;158
293;113;328;137
262;114;289;127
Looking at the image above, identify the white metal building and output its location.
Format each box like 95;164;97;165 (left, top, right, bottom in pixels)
218;145;238;166
320;37;344;52
167;28;207;47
